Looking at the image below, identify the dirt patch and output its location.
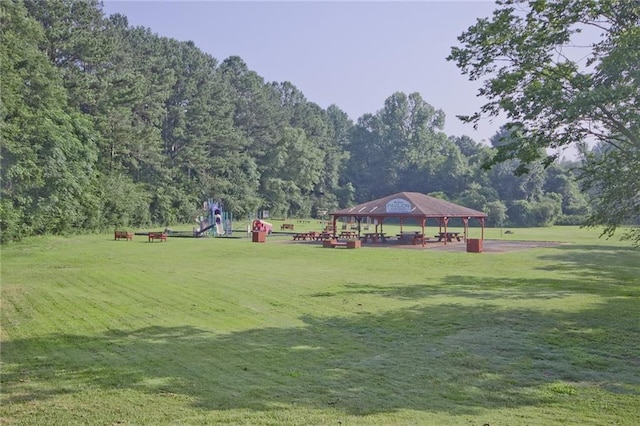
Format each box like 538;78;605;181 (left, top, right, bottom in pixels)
420;239;562;253
277;237;563;253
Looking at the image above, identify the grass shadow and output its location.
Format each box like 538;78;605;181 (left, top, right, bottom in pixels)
536;244;639;291
2;243;638;418
2;295;638;416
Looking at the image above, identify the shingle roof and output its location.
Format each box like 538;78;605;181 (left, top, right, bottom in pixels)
331;192;486;218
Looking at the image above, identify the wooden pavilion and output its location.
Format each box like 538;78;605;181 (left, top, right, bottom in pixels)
329;192;487;247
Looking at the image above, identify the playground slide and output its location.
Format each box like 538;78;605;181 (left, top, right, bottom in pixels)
195;224;215;236
195;223;225;236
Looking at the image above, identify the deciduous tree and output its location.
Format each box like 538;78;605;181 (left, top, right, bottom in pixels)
448;0;639;243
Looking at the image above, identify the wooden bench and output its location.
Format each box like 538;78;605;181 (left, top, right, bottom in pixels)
148;232;167;242
281;223;295;231
323;239;361;249
322;239;338;248
346;240;361;249
114;230;133;241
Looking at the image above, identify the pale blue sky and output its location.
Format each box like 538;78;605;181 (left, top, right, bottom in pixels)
101;0;502;143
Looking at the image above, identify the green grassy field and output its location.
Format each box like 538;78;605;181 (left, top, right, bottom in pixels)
1;226;639;425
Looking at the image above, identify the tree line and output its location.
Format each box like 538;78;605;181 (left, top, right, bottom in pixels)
0;0;614;243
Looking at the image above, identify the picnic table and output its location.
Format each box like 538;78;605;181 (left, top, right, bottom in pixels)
361;232;387;243
339;231;358;239
292;232;310;241
396;231;420;242
435;232;462;242
292;231;320;241
292;231;332;241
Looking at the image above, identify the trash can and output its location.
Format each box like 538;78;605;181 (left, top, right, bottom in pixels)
467;238;483;253
252;231;266;243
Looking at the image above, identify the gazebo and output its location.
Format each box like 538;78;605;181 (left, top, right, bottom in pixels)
329;192;487;246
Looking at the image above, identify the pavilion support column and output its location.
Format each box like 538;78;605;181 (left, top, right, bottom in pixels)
463;217;469;241
374;216;383;234
421;218;426;247
332;216;337;238
443;217;449;245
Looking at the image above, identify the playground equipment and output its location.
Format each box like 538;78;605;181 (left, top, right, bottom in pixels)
194;199;233;237
251;219;272;243
251;219;272;234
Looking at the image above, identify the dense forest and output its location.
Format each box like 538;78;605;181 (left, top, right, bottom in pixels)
1;0;592;243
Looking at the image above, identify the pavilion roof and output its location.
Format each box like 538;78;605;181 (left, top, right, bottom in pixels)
330;192;487;218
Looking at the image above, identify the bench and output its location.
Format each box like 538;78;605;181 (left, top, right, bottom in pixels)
323;239;361;249
281;223;295;231
148;232;167;242
322;239;338;248
346;240;361;249
114;230;133;241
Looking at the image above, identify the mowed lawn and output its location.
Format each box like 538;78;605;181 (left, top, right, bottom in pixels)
1;227;639;425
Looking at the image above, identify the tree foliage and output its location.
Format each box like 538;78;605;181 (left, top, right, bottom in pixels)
1;0;98;240
0;0;607;242
448;0;639;243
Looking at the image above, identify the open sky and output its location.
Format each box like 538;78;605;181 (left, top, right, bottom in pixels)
101;0;503;143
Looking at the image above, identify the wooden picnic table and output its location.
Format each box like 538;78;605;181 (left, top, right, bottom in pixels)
435;232;463;242
361;232;387;243
395;232;429;245
396;231;420;242
339;231;358;239
292;231;321;241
